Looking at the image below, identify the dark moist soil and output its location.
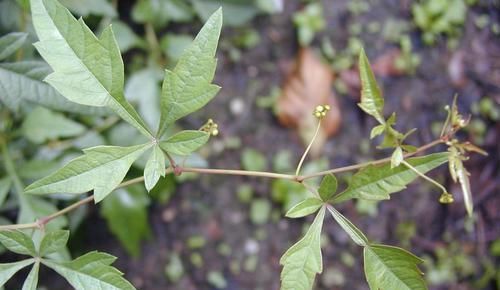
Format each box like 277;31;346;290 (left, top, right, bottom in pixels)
26;0;500;290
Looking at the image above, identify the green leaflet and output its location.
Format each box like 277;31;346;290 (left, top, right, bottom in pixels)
157;8;222;137
0;61;109;114
0;230;37;256
456;161;473;217
21;262;40;290
30;0;151;137
328;207;369;247
39;230;70;257
159;130;210;156
25;143;152;202
391;146;404;168
144;145;166;191
0;32;27;60
358;48;385;124
0;259;34;287
43;251;136;290
332;152;449;203
101;186;151;257
318;174;337;201
280;207;325;290
364;244;427;290
22;106;86;144
285;198;323;218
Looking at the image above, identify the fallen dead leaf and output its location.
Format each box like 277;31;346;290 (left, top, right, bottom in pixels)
277;48;341;157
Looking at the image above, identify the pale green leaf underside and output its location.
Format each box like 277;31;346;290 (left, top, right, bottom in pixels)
333;153;449;203
0;230;37;256
0;259;34;287
22;262;40;290
318;174;337;201
159;130;209;156
144;145;166;191
364;244;427;290
280;207;325;290
0;61;109;114
358;48;385;124
285;198;323;218
40;230;70;257
25;143;151;202
0;32;28;60
158;8;222;136
30;0;151;137
328;207;369;246
43;251;136;290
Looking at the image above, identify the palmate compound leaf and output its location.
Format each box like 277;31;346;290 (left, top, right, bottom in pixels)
332;152;449;204
25;143;152;202
280;206;325;290
0;259;34;287
30;0;152;137
364;244;427;290
358;48;385;124
157;8;222;137
43;251;136;290
0;61;110;114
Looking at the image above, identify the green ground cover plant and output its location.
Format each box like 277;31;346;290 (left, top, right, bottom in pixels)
0;0;487;289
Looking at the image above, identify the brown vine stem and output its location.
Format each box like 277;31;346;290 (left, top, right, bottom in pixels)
0;139;444;231
298;138;444;181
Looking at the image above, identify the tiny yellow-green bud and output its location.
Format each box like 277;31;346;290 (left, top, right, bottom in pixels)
313;104;331;119
200;119;219;136
439;192;454;204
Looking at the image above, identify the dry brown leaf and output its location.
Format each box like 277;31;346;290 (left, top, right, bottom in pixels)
372;48;405;77
277;48;341;156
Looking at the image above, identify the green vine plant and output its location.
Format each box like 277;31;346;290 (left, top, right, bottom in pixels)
0;0;487;289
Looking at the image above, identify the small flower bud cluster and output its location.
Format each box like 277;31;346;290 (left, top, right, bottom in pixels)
313;105;330;119
200;119;219;136
439;191;454;204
